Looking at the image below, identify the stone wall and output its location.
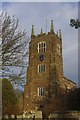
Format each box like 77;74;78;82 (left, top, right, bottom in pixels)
23;22;77;118
49;111;80;120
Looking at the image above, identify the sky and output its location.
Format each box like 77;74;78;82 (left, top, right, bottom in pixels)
1;2;79;86
1;0;80;2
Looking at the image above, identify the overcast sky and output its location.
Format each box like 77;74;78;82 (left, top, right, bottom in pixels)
1;0;80;2
1;2;79;86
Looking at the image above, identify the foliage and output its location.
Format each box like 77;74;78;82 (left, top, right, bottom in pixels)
2;78;18;115
70;19;80;29
0;12;29;85
65;88;80;110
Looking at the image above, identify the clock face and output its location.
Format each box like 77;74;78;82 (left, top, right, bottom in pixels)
39;54;44;61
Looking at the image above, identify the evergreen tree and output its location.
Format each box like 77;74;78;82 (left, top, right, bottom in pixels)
2;78;18;116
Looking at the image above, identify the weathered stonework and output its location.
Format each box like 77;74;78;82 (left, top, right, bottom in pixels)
23;20;77;117
49;111;80;120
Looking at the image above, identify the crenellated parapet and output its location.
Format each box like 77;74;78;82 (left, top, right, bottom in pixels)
31;20;62;41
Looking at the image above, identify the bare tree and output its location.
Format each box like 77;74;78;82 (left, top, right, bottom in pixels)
0;12;29;85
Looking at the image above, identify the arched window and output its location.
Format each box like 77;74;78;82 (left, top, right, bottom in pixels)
37;87;45;96
38;64;46;73
57;44;60;55
38;42;46;53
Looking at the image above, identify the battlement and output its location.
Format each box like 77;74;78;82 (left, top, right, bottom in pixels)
31;20;62;40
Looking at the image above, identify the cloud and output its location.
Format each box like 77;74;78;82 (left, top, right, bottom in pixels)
2;2;78;85
1;0;79;2
0;2;2;13
63;43;78;84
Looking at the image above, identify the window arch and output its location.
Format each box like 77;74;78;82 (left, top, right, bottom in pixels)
38;64;46;73
37;87;45;96
38;42;46;53
57;44;60;55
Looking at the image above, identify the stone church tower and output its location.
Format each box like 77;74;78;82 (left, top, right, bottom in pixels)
23;20;76;117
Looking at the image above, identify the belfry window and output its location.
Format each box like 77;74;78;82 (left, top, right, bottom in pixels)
38;64;46;73
38;42;46;53
37;88;45;96
57;44;60;55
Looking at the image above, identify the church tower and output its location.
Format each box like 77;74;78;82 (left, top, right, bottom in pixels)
24;20;63;111
23;20;76;115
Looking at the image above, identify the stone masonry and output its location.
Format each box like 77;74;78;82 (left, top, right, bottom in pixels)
23;20;77;118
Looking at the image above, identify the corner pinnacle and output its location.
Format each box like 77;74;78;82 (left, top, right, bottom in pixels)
31;25;35;36
59;30;62;39
40;28;43;34
50;20;54;33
